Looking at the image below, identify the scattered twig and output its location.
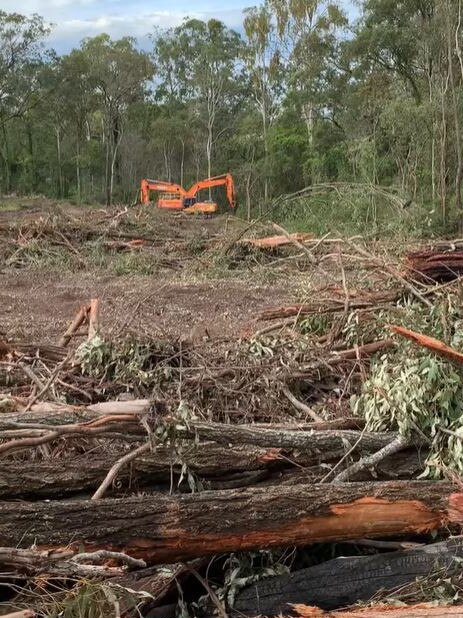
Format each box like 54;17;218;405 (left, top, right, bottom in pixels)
186;564;228;618
23;352;73;412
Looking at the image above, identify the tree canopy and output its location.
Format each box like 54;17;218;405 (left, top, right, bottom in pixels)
1;1;463;229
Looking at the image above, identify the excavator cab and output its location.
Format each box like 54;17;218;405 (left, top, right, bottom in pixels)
158;192;184;210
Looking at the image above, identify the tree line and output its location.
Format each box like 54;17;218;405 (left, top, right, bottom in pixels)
1;1;463;229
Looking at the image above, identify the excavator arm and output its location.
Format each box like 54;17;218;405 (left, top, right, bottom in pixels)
185;174;236;210
140;179;186;204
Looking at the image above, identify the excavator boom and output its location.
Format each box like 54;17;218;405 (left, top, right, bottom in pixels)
185;174;236;210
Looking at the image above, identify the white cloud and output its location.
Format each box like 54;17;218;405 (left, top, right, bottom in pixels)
2;1;245;52
1;0;96;13
46;8;244;52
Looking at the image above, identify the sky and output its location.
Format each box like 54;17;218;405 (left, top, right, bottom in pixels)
3;0;249;52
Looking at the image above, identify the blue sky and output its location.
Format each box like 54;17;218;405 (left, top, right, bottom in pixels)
3;0;249;52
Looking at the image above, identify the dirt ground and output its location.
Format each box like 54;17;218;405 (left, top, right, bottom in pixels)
0;270;292;343
0;198;297;344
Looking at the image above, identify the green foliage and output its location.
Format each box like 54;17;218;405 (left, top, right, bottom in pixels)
352;292;463;477
353;351;463;478
76;335;180;389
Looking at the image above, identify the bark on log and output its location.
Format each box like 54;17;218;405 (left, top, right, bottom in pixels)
0;445;425;499
0;400;151;431
0;444;289;498
180;423;401;455
0;481;461;564
234;537;463;615
0;405;399;465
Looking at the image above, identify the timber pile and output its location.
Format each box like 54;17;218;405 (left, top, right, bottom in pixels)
3;276;463;616
405;246;463;282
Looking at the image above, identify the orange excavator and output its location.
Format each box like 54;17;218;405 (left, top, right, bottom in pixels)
140;174;236;214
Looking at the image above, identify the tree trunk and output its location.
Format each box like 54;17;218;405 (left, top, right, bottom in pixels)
2;122;11;193
109;115;122;206
445;1;463;222
234;537;463;615
27;123;35;192
0;481;460;563
56;125;63;198
180;137;185;187
76;132;81;203
206;122;213;198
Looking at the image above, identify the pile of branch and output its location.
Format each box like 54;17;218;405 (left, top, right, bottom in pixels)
2;293;463;617
258;288;400;322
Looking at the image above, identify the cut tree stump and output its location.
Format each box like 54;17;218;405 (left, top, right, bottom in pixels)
0;481;461;564
234;537;463;615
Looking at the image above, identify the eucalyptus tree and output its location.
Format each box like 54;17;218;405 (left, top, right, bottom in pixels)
80;35;154;205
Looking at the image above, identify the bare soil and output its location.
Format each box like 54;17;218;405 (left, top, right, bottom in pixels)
0;270;291;343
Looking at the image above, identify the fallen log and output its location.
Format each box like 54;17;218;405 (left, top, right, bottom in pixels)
0;399;151;431
0;404;399;463
241;233;314;249
391;324;463;365
260;293;399;321
0;444;425;499
0;444;288;498
290;605;463;617
179;423;402;457
234;536;463;615
405;249;463;282
0;481;461;564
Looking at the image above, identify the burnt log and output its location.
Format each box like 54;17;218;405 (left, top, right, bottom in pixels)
234;537;463;615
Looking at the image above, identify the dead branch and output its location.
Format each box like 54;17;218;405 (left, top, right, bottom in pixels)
281;386;323;422
59;304;89;347
92;442;151;500
391;324;463;365
333;435;410;482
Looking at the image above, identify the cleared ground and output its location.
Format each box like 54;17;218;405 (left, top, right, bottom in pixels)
0;198;296;344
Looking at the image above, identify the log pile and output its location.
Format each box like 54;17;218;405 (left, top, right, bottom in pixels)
405;247;463;282
2;286;463;617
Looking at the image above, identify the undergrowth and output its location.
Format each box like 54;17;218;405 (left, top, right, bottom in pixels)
273;190;452;238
